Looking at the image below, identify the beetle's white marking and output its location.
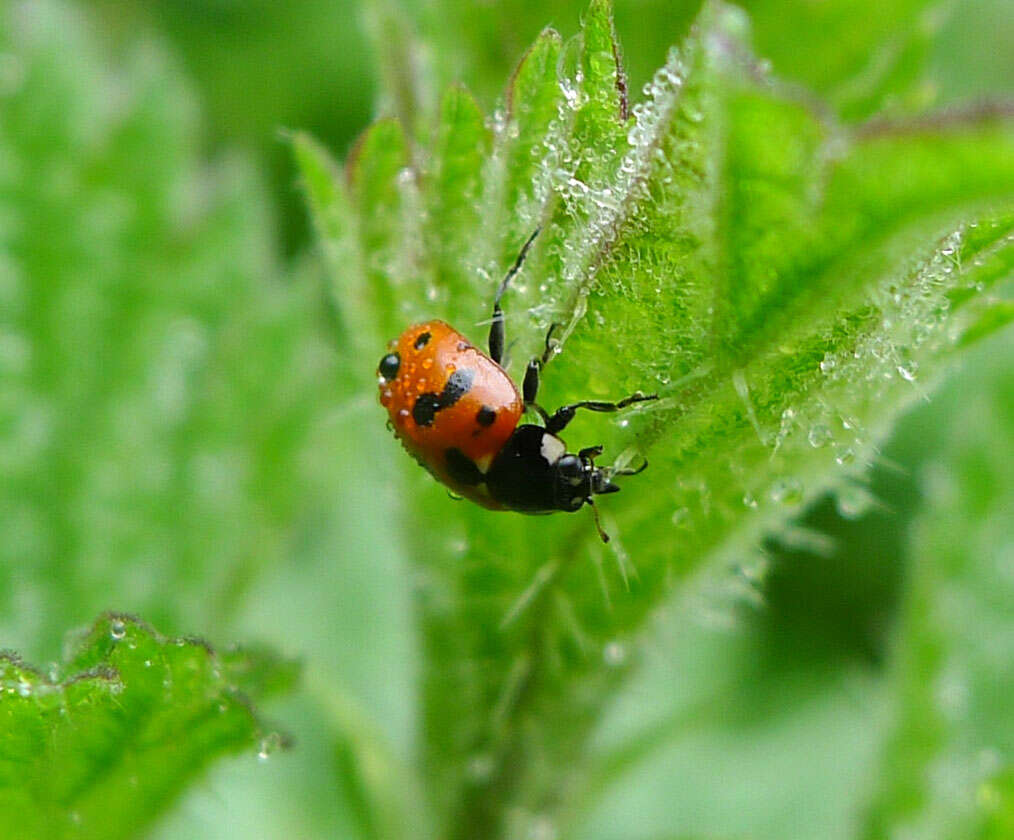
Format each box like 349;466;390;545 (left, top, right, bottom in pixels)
475;453;494;473
540;434;566;464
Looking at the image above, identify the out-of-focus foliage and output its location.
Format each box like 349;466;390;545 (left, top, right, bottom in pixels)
1;0;316;658
85;0;377;252
398;0;1011;123
863;333;1014;840
0;0;1011;838
0;614;293;840
568;331;1013;840
0;2;420;836
298;0;1014;835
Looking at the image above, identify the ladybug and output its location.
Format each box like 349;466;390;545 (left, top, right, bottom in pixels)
377;229;657;541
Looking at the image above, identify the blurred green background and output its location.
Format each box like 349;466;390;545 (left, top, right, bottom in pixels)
1;0;1011;837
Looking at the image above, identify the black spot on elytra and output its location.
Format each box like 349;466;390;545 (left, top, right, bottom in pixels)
445;447;482;485
412;368;475;427
443;370;473;404
476;406;496;427
378;352;400;380
414;331;431;350
412;393;442;426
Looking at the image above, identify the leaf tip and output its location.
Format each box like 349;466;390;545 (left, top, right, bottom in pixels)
506;26;564;119
344;117;410;193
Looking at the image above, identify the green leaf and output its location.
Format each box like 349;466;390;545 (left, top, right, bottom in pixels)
0;0;338;660
298;1;1014;835
402;0;964;123
563;596;889;840
744;0;939;119
0;613;291;840
861;333;1014;840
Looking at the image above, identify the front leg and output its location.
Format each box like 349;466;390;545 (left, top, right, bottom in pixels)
546;391;658;435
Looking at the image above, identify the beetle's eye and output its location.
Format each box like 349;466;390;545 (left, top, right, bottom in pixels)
557;454;583;481
378;352;400;380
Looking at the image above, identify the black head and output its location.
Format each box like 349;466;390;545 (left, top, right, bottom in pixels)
484;426;646;542
552;450;620;512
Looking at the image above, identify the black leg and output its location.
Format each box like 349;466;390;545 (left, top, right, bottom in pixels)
521;322;560;425
587;498;610;543
546;391;658;435
522;361;550;423
579;444;604;460
523;360;540;404
489;304;506;366
488;227;541;364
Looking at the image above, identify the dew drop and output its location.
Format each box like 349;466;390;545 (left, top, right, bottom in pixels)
819;357;836;374
742;491;758;508
670;507;690;526
529;817;557;840
896;361;918;382
769;477;803;506
257;731;283;761
466;753;494;783
110;619;126;641
603;641;627;667
682;104;704;123
395;166;415;187
807;424;832;448
835;447;856;466
835;485;874;520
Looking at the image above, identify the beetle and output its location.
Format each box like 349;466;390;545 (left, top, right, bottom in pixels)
377;229;657;541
